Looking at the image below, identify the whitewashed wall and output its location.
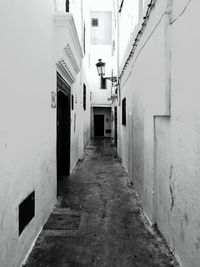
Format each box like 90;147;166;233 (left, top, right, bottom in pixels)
0;1;56;266
70;0;91;150
0;0;91;265
117;0;200;266
86;0;113;124
157;1;200;266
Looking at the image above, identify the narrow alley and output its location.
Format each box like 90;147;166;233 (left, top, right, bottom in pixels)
1;0;200;266
24;139;178;267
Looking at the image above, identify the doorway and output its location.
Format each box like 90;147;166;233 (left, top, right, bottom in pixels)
94;115;104;137
57;73;71;179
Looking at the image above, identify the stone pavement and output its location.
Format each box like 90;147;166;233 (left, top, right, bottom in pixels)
24;138;179;267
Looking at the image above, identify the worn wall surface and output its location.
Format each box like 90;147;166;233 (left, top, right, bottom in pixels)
160;1;200;266
0;0;91;266
54;8;91;172
89;44;113;107
84;0;113;139
91;12;112;45
119;0;167;220
0;1;56;266
118;0;200;266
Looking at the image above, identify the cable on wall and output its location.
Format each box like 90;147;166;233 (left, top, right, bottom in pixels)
120;11;167;89
119;0;157;82
170;0;192;24
119;0;193;87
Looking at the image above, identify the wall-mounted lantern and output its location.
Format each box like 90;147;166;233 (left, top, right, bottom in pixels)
96;59;105;77
95;59;117;84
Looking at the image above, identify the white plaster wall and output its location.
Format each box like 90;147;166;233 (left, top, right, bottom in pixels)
119;0;167;221
118;0;200;265
91;12;112;45
89;45;113;106
70;73;82;170
89;0;113;12
155;1;200;266
118;0;140;66
0;1;56;266
71;73;91;164
54;10;91;171
55;0;66;12
154;116;171;240
73;0;91;150
69;0;82;44
85;0;113;110
82;79;91;148
70;75;90;168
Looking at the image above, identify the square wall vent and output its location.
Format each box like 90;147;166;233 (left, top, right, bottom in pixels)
91;18;99;27
19;191;35;236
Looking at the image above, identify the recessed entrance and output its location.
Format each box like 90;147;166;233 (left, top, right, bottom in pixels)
94;115;104;137
57;73;71;179
93;107;111;138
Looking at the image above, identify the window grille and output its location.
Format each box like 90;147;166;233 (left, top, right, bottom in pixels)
71;94;74;110
83;84;86;110
122;98;126;126
91;18;99;27
66;0;69;12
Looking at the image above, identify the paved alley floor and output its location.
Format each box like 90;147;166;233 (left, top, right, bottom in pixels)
24;139;179;267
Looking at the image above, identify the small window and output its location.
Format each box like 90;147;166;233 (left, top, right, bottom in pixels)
91;18;99;27
71;94;74;110
83;84;86;110
66;0;69;12
100;77;107;89
122;97;126;126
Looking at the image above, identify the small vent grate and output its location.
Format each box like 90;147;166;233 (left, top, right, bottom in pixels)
19;191;35;235
91;18;99;27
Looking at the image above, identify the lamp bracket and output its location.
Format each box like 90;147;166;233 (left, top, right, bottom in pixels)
103;76;117;83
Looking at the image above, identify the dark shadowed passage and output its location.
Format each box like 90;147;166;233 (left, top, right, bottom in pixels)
24;139;179;267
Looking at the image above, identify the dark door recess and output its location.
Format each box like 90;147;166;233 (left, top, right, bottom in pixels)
57;73;71;179
94;115;104;137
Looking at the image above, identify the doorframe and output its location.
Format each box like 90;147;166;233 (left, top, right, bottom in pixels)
56;72;71;179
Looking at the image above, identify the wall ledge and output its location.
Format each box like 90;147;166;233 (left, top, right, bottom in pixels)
54;12;83;84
